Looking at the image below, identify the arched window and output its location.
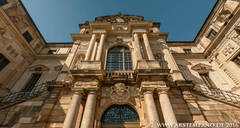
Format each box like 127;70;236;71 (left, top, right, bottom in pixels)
101;105;139;123
106;46;132;70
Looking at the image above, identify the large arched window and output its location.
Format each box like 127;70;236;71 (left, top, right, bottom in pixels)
101;105;139;123
106;46;132;70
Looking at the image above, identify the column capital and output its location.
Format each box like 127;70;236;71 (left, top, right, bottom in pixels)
141;87;155;95
132;32;139;35
87;89;98;94
157;87;170;95
132;32;146;35
92;29;106;34
72;88;85;95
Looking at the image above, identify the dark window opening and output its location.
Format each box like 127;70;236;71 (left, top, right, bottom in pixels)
0;53;10;72
183;49;192;53
22;73;41;92
48;50;57;54
200;73;216;89
23;31;33;43
0;0;7;6
106;46;132;71
207;29;217;41
233;54;240;67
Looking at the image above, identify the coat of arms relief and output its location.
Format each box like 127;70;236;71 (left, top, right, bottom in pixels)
101;83;140;105
110;83;130;103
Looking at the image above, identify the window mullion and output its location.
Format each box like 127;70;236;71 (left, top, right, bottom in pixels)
123;49;125;70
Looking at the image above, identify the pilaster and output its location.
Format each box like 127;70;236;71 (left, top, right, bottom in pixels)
178;83;207;123
133;32;143;61
161;44;185;82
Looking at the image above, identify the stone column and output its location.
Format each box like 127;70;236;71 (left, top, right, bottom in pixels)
96;33;105;61
133;33;143;60
63;91;83;128
91;41;98;61
157;88;177;126
161;44;185;81
143;90;160;128
142;33;154;60
85;34;96;61
80;91;97;128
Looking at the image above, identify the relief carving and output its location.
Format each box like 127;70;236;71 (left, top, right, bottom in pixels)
79;41;88;50
6;3;29;29
222;43;236;57
95;13;143;23
110;83;130;103
191;63;212;74
112;25;128;31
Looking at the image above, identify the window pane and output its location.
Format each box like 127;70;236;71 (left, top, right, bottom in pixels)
106;46;132;71
23;31;33;43
22;73;42;92
101;105;139;123
0;53;10;72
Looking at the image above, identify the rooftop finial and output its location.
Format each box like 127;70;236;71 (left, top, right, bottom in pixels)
117;12;122;16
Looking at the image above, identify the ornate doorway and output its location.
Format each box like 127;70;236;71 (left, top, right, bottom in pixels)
101;105;140;128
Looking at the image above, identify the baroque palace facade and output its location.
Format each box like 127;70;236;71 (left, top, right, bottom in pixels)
0;0;240;128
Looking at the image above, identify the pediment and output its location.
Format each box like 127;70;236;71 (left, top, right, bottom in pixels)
191;63;212;73
28;64;49;71
95;13;144;23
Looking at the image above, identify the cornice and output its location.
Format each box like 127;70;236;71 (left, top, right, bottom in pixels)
0;8;36;57
46;43;73;47
35;54;68;59
172;53;205;59
164;0;223;47
193;0;224;45
19;0;46;45
166;41;195;46
203;4;240;57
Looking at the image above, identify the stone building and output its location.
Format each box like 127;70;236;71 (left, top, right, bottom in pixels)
0;0;240;128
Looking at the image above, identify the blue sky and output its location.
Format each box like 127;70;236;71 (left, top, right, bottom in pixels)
21;0;217;42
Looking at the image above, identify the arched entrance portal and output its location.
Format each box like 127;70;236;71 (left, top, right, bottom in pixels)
101;104;140;128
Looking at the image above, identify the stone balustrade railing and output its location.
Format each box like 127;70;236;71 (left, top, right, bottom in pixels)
105;70;135;79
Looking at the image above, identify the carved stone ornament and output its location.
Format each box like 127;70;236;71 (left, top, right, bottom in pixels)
222;43;236;57
191;63;212;73
28;64;50;71
95;13;144;23
115;37;123;43
110;83;130;103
